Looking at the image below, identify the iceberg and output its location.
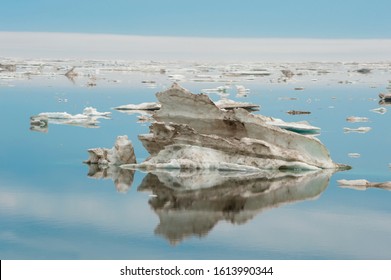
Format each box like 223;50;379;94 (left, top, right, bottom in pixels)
120;83;346;171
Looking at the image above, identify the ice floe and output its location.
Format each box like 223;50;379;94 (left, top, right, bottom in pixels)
114;102;161;111
346;116;369;123
348;153;361;158
370;107;387;114
338;179;391;191
343;127;372;133
214;98;260;111
30;107;111;131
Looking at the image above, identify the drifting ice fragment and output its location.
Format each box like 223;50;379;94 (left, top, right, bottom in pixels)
214;99;260;111
266;119;320;135
114;102;161;111
343;127;372;133
83;107;111;118
346;116;369;123
287;110;311;115
30;107;110;130
84;135;136;166
348;153;361;158
379;93;391;101
370;107;387;114
338;179;391;191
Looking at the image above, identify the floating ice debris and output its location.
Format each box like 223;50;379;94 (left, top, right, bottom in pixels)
379;93;391;101
214;99;260;111
235;85;250;97
201;86;229;94
266;119;320;134
346;116;369;123
287;110;311;115
343;127;372;133
87;79;97;87
281;69;294;78
224;70;271;76
137;115;154;123
168;74;185;81
120;83;347;172
114;102;161;111
279;97;298;101
355;68;371;74
370;107;387;114
64;67;78;81
31;107;110;130
139;169;333;243
0;63;16;72
337;179;391;191
348;153;361;158
82;107;111;118
84;135;136;166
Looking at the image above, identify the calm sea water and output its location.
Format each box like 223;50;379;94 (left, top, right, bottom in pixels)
1;70;390;259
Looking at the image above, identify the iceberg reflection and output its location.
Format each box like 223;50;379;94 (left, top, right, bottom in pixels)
86;164;135;193
137;169;334;244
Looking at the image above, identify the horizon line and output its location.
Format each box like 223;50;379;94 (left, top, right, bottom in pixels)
1;31;391;62
2;31;391;41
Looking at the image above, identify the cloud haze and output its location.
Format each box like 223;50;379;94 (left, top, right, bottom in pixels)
1;32;391;62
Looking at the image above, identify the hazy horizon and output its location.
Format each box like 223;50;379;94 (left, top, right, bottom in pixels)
2;31;391;62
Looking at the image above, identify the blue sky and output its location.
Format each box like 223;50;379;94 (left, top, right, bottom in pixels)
1;0;390;38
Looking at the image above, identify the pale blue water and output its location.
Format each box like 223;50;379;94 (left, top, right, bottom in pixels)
1;72;390;259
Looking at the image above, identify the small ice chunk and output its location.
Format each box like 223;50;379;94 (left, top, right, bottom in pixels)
114;102;161;111
346;116;369;123
267;118;320;134
343;127;372;133
370;107;387;114
348;153;361;158
83;107;111;117
214;99;260;111
84;135;136;166
338;179;391;191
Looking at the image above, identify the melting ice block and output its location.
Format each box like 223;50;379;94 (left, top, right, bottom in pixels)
121;83;347;171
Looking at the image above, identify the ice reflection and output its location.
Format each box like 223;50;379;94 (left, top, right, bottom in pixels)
137;169;334;244
86;164;135;193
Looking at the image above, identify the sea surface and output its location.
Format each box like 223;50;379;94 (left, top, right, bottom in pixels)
0;61;390;259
